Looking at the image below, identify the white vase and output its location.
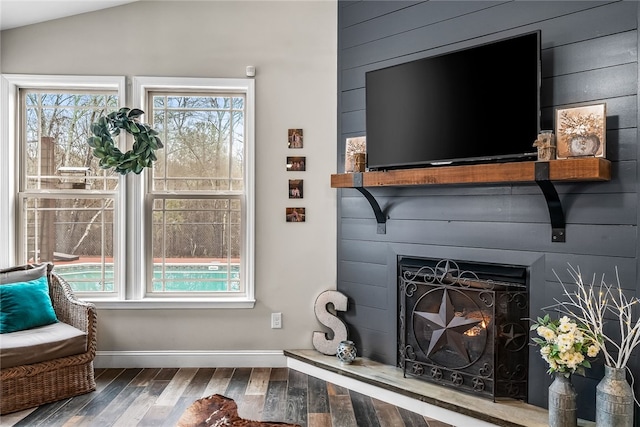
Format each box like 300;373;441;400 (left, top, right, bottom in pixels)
568;134;600;157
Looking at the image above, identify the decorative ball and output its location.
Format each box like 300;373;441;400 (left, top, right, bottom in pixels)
336;340;357;364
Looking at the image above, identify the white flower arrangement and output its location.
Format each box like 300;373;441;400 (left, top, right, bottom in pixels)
531;314;600;377
553;265;640;370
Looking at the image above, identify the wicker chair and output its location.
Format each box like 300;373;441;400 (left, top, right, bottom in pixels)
0;272;97;414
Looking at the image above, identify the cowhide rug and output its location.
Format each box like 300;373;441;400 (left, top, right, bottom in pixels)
176;394;301;427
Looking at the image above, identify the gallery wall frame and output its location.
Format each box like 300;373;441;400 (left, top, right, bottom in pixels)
286;128;305;223
286;207;305;222
289;179;303;199
286;156;306;171
288;128;303;148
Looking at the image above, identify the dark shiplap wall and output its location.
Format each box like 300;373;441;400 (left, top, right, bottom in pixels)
336;0;639;421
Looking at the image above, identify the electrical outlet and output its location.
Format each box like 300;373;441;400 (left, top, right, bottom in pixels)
271;312;282;329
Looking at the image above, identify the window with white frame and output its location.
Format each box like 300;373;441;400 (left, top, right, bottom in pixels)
11;78;125;299
142;79;254;299
3;75;255;307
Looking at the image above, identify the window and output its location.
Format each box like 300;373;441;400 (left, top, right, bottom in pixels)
143;80;254;299
1;75;255;308
4;76;125;299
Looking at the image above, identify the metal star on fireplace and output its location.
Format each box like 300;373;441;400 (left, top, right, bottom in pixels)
414;289;481;362
501;323;527;351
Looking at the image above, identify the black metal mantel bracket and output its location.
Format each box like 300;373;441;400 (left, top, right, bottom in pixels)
352;173;387;234
349;165;566;241
534;162;566;243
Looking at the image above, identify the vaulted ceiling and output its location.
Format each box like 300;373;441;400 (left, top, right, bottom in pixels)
0;0;139;30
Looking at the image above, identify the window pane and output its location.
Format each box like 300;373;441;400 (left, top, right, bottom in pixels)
151;198;241;293
22;196;115;293
151;94;245;192
23;90;119;191
146;83;250;299
230;110;244;191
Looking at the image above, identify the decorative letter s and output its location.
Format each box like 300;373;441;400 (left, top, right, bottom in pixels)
312;290;348;355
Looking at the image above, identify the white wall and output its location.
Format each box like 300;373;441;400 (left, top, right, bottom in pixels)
1;1;337;365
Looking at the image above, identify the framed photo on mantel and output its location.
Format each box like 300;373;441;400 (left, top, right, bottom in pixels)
345;136;366;172
555;103;606;159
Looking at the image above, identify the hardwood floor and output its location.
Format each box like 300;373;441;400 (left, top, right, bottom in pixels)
0;367;454;427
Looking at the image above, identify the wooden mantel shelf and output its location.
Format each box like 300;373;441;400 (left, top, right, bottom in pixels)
331;157;611;188
330;157;611;241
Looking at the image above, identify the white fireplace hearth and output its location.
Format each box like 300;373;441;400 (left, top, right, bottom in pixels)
284;349;596;427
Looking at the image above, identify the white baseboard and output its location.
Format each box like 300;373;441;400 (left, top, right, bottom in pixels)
94;350;287;368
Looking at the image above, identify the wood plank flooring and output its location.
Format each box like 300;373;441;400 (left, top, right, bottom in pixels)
0;367;454;427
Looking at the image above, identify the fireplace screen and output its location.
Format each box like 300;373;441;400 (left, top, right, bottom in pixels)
398;257;529;401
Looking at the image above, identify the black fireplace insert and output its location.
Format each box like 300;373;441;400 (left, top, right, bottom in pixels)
398;257;529;401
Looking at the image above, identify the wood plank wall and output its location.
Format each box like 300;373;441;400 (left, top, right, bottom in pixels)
335;1;639;422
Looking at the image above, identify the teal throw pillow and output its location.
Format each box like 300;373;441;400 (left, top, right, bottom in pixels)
0;276;58;334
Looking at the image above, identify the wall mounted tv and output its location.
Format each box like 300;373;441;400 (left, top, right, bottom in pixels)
365;31;541;171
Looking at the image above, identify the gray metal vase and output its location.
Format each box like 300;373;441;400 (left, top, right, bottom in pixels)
548;373;577;427
596;366;634;427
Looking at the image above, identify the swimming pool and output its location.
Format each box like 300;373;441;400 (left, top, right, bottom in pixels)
54;263;240;292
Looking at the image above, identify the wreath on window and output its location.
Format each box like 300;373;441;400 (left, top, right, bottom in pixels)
87;107;163;175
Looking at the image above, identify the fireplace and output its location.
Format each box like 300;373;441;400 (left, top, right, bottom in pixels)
398;257;529;401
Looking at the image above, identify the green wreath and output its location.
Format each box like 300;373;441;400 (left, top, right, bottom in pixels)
87;107;163;175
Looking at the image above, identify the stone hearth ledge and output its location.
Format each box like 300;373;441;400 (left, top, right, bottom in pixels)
284;349;596;427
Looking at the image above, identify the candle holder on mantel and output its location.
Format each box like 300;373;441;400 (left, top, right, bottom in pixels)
354;153;366;172
533;130;556;161
336;340;357;364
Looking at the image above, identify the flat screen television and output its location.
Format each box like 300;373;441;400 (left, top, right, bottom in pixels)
365;31;541;171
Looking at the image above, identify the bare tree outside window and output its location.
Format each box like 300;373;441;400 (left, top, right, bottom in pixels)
13;76;253;301
20;90;119;292
149;94;246;294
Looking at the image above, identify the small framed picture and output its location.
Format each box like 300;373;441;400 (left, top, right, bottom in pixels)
289;179;303;199
345;136;366;172
286;207;305;222
555;103;606;159
288;128;303;148
286;156;306;171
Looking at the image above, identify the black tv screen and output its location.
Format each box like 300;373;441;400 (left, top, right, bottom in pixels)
365;31;541;171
